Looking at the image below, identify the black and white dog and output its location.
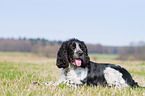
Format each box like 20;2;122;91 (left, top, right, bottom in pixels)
55;38;142;88
34;38;144;88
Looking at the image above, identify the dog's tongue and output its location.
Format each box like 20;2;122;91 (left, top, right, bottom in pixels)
75;60;81;66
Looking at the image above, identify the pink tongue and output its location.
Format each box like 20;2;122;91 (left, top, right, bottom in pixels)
75;60;81;66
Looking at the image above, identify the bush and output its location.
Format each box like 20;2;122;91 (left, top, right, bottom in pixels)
118;46;145;61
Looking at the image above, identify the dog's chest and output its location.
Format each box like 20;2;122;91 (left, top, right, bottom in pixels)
62;67;88;84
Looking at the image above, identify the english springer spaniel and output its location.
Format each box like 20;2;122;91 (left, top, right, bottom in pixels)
55;38;142;88
34;38;144;88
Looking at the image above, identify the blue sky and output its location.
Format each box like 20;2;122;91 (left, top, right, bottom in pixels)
0;0;145;46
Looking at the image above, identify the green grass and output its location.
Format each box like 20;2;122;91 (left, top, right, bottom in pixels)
0;52;145;96
0;52;31;56
89;53;117;60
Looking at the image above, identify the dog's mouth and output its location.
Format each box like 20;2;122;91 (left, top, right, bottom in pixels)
72;59;82;66
75;59;82;66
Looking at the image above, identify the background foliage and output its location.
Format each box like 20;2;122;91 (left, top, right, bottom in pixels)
1;37;145;60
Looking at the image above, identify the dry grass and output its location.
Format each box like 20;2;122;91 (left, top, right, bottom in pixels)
0;52;145;96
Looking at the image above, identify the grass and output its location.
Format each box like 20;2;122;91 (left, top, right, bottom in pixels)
89;53;117;60
0;52;31;56
0;52;145;96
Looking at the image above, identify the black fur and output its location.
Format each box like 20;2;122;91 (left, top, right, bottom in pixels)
57;39;90;68
83;61;139;87
56;38;139;87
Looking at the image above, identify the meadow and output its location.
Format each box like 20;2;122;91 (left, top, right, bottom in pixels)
0;52;145;96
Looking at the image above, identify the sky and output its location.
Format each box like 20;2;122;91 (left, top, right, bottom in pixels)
0;0;145;46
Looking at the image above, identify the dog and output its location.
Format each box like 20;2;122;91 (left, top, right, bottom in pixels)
55;38;143;87
34;38;144;88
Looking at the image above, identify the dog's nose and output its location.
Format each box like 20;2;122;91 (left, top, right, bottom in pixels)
78;51;83;56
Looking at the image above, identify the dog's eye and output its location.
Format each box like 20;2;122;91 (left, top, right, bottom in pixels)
71;46;75;49
72;43;76;49
79;44;83;50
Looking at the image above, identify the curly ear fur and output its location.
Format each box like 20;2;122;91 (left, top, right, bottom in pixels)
80;41;90;67
56;41;69;68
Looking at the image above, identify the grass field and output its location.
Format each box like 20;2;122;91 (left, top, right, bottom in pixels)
0;52;145;96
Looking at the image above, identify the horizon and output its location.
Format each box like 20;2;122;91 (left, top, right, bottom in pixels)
1;36;144;47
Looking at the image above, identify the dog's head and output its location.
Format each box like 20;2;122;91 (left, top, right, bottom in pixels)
56;38;90;68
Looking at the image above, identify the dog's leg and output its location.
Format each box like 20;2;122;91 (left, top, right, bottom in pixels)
33;81;54;85
33;76;66;86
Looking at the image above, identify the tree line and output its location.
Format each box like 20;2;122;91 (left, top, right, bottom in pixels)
0;38;62;57
0;38;120;57
118;41;145;60
0;38;145;60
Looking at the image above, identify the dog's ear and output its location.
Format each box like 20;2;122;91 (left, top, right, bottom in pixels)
81;41;90;67
56;41;69;68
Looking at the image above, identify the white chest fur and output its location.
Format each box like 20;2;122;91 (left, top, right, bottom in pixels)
61;67;88;84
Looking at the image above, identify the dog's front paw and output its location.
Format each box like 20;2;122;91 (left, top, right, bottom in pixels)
33;82;38;84
43;81;55;85
33;81;55;85
33;82;41;85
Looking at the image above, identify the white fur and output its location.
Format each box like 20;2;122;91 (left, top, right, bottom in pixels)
58;67;88;85
104;67;129;87
74;42;82;53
